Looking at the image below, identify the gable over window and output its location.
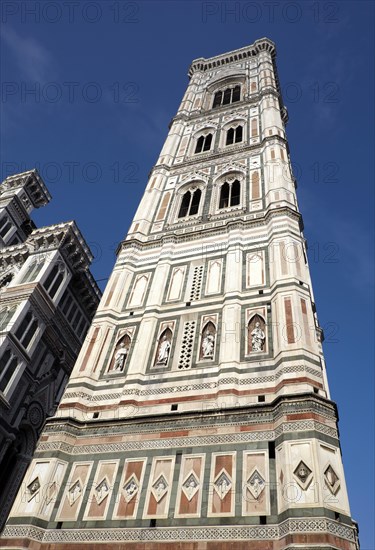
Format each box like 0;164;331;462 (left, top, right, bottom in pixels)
178;189;202;218
212;85;241;109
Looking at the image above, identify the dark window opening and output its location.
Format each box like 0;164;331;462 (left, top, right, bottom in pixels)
212;86;241;108
150;519;157;528
268;441;276;459
171;404;178;411
219;180;240;209
195;133;212;154
258;395;265;403
219;182;230;209
259;516;267;525
178;189;202;218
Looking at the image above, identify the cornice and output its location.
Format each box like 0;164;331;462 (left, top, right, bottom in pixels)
117;205;300;255
1;169;51;208
188;38;276;77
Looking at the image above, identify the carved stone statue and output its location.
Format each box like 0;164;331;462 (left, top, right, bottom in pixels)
157;335;171;365
251;321;265;352
202;330;215;358
114;342;129;370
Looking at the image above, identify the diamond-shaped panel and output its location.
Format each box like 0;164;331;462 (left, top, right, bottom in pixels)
68;480;82;506
27;477;40;501
247;469;265;500
95;477;110;504
324;464;340;495
151;474;168;503
293;460;313;490
123;474;139;503
214;470;232;500
182;472;200;501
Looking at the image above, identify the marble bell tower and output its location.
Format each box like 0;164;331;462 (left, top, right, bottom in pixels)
1;38;359;549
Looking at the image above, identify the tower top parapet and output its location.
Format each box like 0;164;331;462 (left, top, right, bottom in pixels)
188;37;276;77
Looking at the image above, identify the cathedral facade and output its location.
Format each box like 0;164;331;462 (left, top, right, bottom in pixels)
1;39;359;549
0;169;100;531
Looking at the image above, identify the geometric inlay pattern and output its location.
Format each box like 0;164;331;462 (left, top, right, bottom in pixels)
2;518;357;543
151;474;169;503
213;469;232;500
181;472;200;501
247;468;265;500
178;321;196;369
293;460;313;491
324;464;340;495
190;265;203;301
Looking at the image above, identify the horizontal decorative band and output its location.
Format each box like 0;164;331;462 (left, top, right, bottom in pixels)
2;518;355;544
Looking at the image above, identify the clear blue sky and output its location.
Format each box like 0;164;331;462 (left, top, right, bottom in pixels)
1;0;373;546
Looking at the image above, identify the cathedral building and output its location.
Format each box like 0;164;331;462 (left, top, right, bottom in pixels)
0;169;101;530
1;39;359;549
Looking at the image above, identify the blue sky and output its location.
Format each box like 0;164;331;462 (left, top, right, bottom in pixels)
1;0;374;545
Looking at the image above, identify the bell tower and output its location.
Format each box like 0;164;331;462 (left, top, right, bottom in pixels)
2;38;359;549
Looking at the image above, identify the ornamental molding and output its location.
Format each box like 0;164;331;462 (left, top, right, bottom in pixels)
36;419;337;457
2;518;356;543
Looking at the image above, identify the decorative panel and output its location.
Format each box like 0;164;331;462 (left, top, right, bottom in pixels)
113;458;147;519
242;451;270;516
205;259;222;295
143;456;175;519
83;460;119;520
167;266;186;302
208;452;236;517
55;462;93;522
175;454;205;518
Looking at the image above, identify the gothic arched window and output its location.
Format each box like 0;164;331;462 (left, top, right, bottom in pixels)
226;125;243;146
15;311;38;350
195;133;212;154
212;85;241;108
219;180;241;209
0;349;18;394
43;262;66;299
178;189;202;218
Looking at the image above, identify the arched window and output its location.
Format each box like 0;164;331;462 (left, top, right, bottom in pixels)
0;216;12;238
43;263;65;299
212;85;241;108
219;180;241;209
195;133;212;154
154;328;172;367
15;311;38;350
0;349;18;394
226;125;243;146
178;189;202;218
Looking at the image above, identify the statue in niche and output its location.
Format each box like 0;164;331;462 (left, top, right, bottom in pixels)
114;342;129;370
112;334;131;371
202;330;215;358
157;335;171;364
155;328;172;366
200;321;216;360
248;315;266;353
